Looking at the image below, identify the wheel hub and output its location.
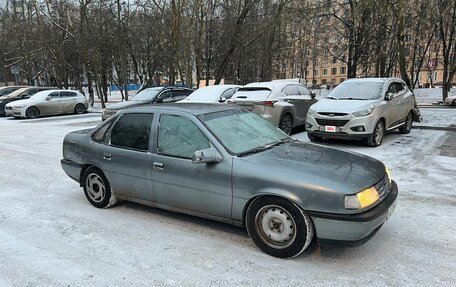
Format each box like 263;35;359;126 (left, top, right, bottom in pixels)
256;205;296;248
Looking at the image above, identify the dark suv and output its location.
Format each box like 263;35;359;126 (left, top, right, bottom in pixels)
0;87;54;116
101;86;193;121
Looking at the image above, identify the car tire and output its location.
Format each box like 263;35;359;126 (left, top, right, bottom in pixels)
74;103;86;114
307;132;322;142
366;120;384;147
25;107;40;119
82;167;118;209
399;111;413;134
245;196;314;258
453;100;456;107
279;114;293;135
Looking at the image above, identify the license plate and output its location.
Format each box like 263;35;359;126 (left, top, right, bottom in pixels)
387;201;397;220
325;126;336;132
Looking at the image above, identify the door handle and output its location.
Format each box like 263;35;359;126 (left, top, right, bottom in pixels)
103;153;111;160
153;162;164;170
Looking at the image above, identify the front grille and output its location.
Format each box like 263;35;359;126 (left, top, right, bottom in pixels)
318;112;348;116
374;176;392;201
315;119;350;126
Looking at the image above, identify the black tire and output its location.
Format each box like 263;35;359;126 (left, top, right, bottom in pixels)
366;120;385;147
245;196;314;258
25;107;40;119
82;167;118;208
279;114;293;135
399;111;413;134
74;103;86;114
307;132;322;142
453;100;456;107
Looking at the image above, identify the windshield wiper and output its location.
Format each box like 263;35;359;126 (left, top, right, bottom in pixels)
238;138;294;157
326;96;337;100
338;97;366;100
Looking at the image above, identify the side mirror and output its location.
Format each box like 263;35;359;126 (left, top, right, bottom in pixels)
46;95;51;101
155;97;163;103
21;94;27;99
192;148;222;164
385;92;394;100
310;92;316;99
218;97;227;103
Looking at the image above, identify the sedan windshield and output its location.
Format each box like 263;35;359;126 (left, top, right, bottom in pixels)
199;109;289;155
131;88;161;102
327;81;384;100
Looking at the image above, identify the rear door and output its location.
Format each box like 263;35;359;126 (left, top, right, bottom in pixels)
97;113;155;201
60;91;77;113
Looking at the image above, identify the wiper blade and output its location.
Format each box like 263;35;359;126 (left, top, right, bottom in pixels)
238;138;293;157
326;96;337;100
338;97;366;100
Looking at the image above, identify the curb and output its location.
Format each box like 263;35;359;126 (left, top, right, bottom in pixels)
413;125;456;132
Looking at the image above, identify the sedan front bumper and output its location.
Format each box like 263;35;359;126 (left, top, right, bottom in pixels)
309;180;398;246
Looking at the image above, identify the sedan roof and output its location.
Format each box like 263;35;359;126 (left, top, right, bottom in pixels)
126;103;240;116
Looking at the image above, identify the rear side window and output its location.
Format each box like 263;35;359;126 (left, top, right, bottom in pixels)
172;90;189;101
61;91;77;98
157;115;210;159
110;113;154;151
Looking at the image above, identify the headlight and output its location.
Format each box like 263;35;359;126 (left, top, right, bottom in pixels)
307;107;316;115
13;105;26;109
353;105;375;117
344;186;379;209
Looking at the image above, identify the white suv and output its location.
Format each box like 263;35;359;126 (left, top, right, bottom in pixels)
306;78;415;147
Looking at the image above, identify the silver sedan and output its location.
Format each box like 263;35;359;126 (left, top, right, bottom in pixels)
61;104;398;258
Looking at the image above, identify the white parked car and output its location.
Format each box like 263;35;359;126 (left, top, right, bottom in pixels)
444;94;456;106
5;89;88;119
177;85;240;103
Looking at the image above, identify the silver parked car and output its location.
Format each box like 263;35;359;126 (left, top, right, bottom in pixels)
5;89;88;119
306;78;415;146
177;84;240;103
61;104;398;258
230;81;317;134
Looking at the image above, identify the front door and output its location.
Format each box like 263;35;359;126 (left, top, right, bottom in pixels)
41;91;62;115
384;83;402;128
150;113;232;219
97;112;155;202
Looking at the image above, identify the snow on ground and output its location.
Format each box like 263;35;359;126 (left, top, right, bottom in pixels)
0;111;455;286
416;108;456;128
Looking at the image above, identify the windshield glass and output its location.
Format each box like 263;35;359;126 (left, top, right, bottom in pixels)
327;81;384;100
131;88;161;101
29;91;50;100
233;88;271;100
199;109;287;155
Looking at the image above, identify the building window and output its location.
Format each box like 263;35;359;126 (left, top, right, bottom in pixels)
322;69;327;76
340;67;346;74
321;79;327;84
313;69;318;76
332;57;337;64
331;68;337;75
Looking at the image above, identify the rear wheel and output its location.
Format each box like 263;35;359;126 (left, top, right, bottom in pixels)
453;100;456;107
82;167;118;208
246;196;314;258
279;114;293;135
74;103;86;114
25;107;40;119
399;111;413;134
366;120;384;147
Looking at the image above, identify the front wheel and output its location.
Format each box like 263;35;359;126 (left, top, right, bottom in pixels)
82;167;118;208
25;107;40;119
366;120;385;147
399;111;413;134
246;196;314;258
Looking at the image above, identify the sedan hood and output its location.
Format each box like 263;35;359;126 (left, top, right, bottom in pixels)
106;101;148;111
239;141;385;195
311;99;377;114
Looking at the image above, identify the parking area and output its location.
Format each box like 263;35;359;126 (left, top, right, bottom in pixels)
0;112;455;286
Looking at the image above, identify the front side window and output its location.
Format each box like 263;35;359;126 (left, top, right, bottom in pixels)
394;83;405;94
110;113;154;151
49;92;60;99
157;91;174;103
284;85;299;96
172;90;189;101
297;85;311;96
158;115;210;159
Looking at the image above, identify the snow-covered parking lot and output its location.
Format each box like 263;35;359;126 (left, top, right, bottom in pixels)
0;110;455;287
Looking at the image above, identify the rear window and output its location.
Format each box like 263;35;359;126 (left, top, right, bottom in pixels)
233;88;271;100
